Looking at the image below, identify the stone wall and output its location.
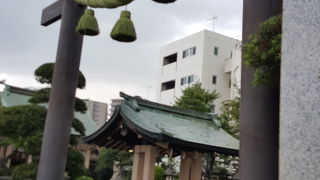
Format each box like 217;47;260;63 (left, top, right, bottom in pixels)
280;0;320;179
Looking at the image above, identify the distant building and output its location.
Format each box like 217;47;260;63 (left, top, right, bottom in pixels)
156;30;241;114
85;100;108;128
109;98;124;119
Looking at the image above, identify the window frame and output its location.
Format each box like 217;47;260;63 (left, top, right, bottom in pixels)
212;75;217;85
214;46;219;56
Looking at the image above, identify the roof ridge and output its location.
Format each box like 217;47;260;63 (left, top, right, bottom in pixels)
3;84;36;96
120;92;214;121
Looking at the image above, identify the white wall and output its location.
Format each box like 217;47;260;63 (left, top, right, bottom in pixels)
156;30;241;114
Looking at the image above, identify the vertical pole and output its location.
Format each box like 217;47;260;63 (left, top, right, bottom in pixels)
190;152;202;180
240;0;282;180
142;145;156;180
36;0;85;179
132;145;145;180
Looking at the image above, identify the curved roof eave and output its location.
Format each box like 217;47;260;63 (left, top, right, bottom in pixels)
84;106;121;144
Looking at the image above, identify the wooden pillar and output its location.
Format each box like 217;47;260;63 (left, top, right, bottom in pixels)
179;151;203;180
0;146;5;159
83;149;91;169
131;145;157;180
5;145;13;168
191;152;202;180
27;155;33;163
132;146;144;180
142;145;156;180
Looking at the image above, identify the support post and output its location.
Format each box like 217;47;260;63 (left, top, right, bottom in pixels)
179;151;202;180
0;146;5;159
83;149;91;169
36;0;85;179
131;145;157;180
142;146;157;180
131;146;144;180
4;145;13;168
240;0;282;180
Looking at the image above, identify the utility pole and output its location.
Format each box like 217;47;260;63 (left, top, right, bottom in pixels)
37;0;85;179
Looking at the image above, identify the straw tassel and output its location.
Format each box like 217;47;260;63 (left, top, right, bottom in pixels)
110;10;137;42
75;0;133;8
76;9;100;36
152;0;176;3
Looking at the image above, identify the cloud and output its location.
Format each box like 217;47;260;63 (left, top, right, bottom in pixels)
0;0;242;103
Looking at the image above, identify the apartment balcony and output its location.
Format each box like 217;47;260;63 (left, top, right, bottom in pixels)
162;62;177;75
224;58;232;74
160;88;175;105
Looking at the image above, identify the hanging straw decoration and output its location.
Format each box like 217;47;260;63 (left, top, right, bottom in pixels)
75;0;133;8
110;10;137;42
152;0;176;3
76;9;100;36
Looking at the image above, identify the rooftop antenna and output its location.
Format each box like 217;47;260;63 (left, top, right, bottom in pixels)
207;16;218;32
146;85;152;99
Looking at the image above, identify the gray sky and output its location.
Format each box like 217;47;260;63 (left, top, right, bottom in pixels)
0;0;242;103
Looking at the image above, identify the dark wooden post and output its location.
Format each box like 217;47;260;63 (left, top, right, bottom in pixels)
240;0;282;180
36;0;85;179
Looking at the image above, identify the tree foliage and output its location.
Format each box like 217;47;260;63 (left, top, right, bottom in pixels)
174;83;219;112
217;97;240;138
0;63;89;179
34;63;86;89
0;105;46;156
95;148;118;180
76;176;94;180
94;148;133;180
66;148;87;180
154;166;165;180
243;15;282;87
11;163;37;180
29;89;87;113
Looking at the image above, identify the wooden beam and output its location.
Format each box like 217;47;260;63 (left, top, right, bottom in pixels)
41;0;63;26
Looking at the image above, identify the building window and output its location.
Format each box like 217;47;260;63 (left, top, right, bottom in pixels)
188;75;194;83
230;51;233;58
181;75;195;86
212;75;217;85
180;77;188;85
161;80;175;91
229;78;232;88
211;104;216;113
183;46;196;58
190;47;196;55
214;47;219;56
183;50;189;58
163;53;178;66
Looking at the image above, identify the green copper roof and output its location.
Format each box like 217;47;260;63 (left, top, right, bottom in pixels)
85;92;239;154
0;85;97;136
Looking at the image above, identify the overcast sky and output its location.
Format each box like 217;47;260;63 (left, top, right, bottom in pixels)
0;0;242;104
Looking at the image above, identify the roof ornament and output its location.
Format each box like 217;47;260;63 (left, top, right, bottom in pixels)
127;98;140;111
212;119;221;129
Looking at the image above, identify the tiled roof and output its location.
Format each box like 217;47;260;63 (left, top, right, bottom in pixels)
85;92;239;154
0;84;97;136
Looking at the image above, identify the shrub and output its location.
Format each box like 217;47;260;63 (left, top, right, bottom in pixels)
11;163;37;180
243;15;282;87
75;176;94;180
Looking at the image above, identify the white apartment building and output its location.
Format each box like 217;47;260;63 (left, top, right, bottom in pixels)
108;98;124;119
156;30;241;114
85;100;108;127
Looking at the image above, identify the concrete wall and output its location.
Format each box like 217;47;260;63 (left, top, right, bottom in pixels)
85;100;108;127
156;30;241;114
280;0;320;179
